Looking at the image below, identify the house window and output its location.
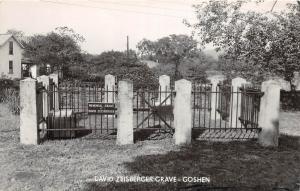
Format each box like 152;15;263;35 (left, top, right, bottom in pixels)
9;61;13;74
9;41;13;55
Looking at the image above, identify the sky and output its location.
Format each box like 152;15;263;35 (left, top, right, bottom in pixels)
0;0;295;55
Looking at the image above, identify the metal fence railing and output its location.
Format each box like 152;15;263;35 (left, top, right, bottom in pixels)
192;82;263;139
239;86;264;129
35;80;265;141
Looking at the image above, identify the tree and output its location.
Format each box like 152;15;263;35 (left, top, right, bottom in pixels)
137;34;199;80
23;27;85;73
267;1;300;86
186;0;300;85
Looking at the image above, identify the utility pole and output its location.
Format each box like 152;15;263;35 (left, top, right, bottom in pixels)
126;35;129;61
270;0;278;12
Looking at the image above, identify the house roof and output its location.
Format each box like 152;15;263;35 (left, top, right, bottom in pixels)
0;34;24;49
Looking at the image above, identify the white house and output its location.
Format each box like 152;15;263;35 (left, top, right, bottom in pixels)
0;34;24;79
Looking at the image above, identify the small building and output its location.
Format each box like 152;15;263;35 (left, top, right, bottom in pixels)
0;34;24;79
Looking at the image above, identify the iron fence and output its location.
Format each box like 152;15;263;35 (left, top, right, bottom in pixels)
36;80;264;141
239;86;263;129
39;82;118;140
133;86;175;136
192;83;263;139
217;84;231;120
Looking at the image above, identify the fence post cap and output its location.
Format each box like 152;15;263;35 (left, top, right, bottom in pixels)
118;79;133;84
21;78;36;82
49;73;58;77
159;74;170;78
37;75;49;80
231;77;247;87
175;78;190;83
232;77;247;81
208;75;225;80
105;74;114;77
261;80;281;87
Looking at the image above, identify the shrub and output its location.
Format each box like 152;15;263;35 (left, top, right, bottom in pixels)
0;79;20;115
1;88;20;115
107;63;159;90
0;78;19;89
280;90;300;111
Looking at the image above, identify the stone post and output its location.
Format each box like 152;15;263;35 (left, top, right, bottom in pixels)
293;71;300;90
37;75;50;118
156;75;171;106
49;73;59;110
117;80;134;145
105;74;116;103
20;78;39;145
229;77;247;128
258;80;281;147
208;76;224;120
29;64;40;79
174;79;192;145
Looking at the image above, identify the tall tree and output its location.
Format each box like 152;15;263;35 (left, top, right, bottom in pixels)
137;34;199;80
186;0;300;85
23;27;85;71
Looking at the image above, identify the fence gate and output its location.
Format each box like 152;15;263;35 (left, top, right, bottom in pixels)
40;82;118;140
133;87;175;137
192;83;263;140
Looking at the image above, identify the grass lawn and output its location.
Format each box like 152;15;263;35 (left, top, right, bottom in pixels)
0;103;299;191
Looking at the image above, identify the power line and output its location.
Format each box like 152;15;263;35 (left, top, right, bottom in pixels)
41;0;194;19
99;0;203;6
88;0;192;13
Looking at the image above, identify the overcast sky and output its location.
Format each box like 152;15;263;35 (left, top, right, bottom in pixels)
0;0;295;55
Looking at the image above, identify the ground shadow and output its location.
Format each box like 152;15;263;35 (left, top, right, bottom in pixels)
134;126;173;142
85;134;300;191
192;129;206;139
39;127;93;143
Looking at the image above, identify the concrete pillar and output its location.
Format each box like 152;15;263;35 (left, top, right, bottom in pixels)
29;65;40;79
274;77;290;91
156;75;171;106
37;75;50;118
49;73;59;110
105;74;116;103
229;77;247;128
20;78;39;145
174;79;192;145
258;80;281;147
117;80;134;145
208;76;224;120
294;72;300;90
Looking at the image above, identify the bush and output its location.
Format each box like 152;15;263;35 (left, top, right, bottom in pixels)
107;64;159;90
0;79;20;115
0;79;19;89
1;88;20;115
280;90;300;111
